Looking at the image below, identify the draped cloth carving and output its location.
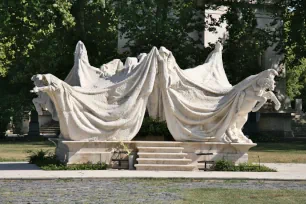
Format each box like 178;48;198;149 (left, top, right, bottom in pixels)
32;42;158;141
32;41;280;143
149;45;279;143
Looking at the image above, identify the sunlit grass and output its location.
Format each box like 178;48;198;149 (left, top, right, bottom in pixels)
0;141;55;162
249;142;306;163
0;141;305;163
176;188;306;204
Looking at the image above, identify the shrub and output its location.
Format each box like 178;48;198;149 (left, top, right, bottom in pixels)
28;149;61;167
41;162;107;171
213;159;276;172
214;159;236;171
28;149;107;170
137;117;172;138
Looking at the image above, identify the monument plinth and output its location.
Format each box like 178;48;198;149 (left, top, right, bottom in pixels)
53;139;255;171
32;41;280;169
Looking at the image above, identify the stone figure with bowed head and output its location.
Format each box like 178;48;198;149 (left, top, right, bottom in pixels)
31;74;59;120
226;69;281;143
31;74;49;115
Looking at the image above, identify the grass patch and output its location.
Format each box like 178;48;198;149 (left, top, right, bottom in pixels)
214;160;276;172
223;180;248;184
249;142;306;163
41;163;107;170
28;149;107;170
1;141;305;164
0;141;55;162
176;188;306;204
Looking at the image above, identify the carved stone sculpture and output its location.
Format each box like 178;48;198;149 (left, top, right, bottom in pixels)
147;43;281;143
32;44;159;141
31;74;58;120
32;42;281;143
226;70;281;143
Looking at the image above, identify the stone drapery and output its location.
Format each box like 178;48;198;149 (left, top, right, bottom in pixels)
32;42;280;143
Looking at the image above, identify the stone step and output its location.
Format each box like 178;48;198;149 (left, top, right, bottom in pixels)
133;141;184;147
40;131;59;134
293;133;306;137
40;129;60;132
41;133;58;136
40;127;60;130
137;147;184;153
135;164;195;171
137;158;191;165
137;152;187;159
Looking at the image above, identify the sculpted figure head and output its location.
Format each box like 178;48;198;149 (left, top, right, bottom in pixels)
31;74;45;87
31;74;50;86
257;77;275;91
261;69;278;80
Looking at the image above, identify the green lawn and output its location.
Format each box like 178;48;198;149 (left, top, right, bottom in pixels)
249;142;306;163
0;141;305;163
0;141;55;162
176;188;306;204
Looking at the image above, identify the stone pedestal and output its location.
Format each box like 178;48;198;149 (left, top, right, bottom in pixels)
27;111;40;138
295;99;303;113
20;112;30;135
53;140;256;171
38;110;53;127
257;112;293;138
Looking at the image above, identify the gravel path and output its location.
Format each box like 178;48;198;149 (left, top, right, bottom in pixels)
1;179;306;204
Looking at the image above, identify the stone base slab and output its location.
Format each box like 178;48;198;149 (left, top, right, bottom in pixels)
53;140;256;170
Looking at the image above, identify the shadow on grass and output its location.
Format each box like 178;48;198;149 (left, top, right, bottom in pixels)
0;140;55;146
0;162;40;170
250;142;306;152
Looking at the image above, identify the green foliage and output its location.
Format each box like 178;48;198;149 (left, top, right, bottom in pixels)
214;159;235;171
137;117;171;137
2;0;305;134
0;1;75;133
220;6;275;84
28;149;61;166
286;58;306;99
71;0;120;65
114;0;211;69
28;149;107;170
41;162;107;170
281;1;306;100
214;159;276;172
265;0;306;107
0;0;120;133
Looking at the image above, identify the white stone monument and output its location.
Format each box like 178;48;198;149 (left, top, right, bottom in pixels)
31;41;281;170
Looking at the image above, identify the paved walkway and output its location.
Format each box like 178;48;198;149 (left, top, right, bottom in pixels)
0;162;306;181
2;179;306;203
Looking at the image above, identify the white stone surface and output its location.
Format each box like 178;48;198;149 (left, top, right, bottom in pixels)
32;42;280;143
151;43;281;143
32;43;159;141
1;162;306;181
55;140;255;166
32;41;126;121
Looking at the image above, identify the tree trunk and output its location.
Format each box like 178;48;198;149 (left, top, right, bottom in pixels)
76;0;86;41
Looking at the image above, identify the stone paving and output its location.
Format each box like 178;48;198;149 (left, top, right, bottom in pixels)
1;162;306;181
1;162;306;203
1;179;306;204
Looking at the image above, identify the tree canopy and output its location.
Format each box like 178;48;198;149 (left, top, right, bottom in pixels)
0;0;119;133
1;0;306;133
